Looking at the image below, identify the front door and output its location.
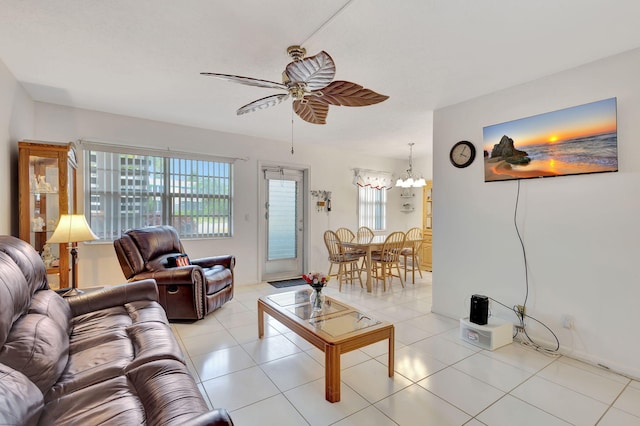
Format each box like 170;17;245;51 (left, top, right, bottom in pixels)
262;167;305;281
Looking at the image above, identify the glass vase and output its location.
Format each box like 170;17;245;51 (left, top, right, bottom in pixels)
309;287;324;311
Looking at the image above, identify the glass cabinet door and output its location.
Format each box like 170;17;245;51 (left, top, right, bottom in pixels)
19;141;77;289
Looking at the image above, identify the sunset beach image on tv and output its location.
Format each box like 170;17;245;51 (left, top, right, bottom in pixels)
483;98;618;182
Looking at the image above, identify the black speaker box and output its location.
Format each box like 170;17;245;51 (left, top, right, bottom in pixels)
470;294;489;325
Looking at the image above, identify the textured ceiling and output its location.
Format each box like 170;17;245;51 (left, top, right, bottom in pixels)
1;0;640;159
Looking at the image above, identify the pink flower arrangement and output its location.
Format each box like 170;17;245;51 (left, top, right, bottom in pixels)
302;272;329;289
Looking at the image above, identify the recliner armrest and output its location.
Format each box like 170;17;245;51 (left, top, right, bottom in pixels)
67;279;159;317
191;255;235;270
133;266;203;285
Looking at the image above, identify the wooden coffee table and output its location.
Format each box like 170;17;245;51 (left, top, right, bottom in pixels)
258;290;394;402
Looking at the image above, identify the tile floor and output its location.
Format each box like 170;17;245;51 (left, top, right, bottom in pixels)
170;273;640;426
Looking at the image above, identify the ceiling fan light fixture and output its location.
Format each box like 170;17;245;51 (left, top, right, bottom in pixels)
396;142;426;188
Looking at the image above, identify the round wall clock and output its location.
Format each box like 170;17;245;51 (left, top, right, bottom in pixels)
450;140;476;168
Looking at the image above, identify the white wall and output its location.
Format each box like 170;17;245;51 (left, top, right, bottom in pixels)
433;48;640;378
32;102;427;286
0;59;35;234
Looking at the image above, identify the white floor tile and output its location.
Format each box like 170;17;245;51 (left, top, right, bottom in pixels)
229;394;309;426
598;407;640;426
375;384;471;426
393;320;437;345
241;333;302;364
410;334;477;365
226;322;279;345
613;383;640;417
332;405;398;426
418;367;505;416
476;394;571;426
557;356;630;384
181;328;239;357
200;366;280;411
191;346;256;381
375;344;448;382
482;342;556;374
260;351;325;392
452;352;533;392
511;376;609;425
537;359;628;404
341;359;413;403
283;378;370;426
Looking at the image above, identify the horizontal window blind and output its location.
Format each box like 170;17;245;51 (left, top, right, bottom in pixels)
85;145;232;240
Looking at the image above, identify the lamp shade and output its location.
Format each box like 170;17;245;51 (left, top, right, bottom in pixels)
47;214;98;244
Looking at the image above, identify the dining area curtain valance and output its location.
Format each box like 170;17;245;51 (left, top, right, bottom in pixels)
352;169;393;190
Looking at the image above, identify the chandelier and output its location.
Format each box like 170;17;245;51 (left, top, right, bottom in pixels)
396;143;426;188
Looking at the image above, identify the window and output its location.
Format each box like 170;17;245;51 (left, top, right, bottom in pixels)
84;144;232;240
358;186;386;231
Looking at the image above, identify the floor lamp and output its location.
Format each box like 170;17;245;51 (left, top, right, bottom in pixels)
47;214;98;297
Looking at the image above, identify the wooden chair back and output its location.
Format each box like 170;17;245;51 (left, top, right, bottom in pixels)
335;227;355;243
357;226;374;242
324;230;344;262
381;231;406;262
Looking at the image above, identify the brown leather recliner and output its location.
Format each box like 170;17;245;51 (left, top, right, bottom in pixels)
114;225;235;320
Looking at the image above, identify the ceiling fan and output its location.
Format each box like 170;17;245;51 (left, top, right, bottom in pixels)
201;45;389;125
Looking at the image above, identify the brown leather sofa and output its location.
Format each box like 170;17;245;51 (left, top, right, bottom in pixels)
114;226;235;320
0;235;233;425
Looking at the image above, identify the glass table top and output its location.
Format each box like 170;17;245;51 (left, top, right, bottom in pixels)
309;311;382;337
265;290;382;337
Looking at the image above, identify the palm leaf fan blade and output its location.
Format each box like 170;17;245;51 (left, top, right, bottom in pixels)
200;73;287;90
285;51;336;90
312;80;389;106
237;93;290;116
293;99;329;124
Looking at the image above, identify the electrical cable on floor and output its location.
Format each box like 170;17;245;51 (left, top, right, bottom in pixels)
489;296;560;354
510;180;560;354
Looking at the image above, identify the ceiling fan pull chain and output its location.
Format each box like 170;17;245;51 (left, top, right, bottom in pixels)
291;107;295;155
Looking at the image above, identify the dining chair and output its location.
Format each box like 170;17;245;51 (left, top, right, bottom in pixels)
357;226;374;242
335;227;356;243
324;230;363;291
371;231;406;291
336;226;367;272
355;226;375;271
400;227;424;284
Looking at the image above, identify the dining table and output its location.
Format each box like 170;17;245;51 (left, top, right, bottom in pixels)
340;234;427;292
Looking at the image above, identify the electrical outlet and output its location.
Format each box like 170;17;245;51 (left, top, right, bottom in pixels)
562;315;574;329
516;304;526;317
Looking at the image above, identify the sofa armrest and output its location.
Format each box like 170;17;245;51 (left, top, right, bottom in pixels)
191;255;235;270
67;279;159;317
132;267;203;285
180;409;234;426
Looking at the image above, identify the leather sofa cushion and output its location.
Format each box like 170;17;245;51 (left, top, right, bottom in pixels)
0;253;32;347
204;265;233;294
127;359;208;426
0;363;43;426
0;313;69;394
40;375;146;425
29;290;72;336
49;299;184;401
0;235;48;295
42;360;206;426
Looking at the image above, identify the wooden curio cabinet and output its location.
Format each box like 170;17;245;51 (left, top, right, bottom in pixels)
19;141;77;290
421;180;432;272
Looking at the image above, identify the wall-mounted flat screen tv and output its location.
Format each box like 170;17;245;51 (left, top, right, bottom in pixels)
483;97;618;182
